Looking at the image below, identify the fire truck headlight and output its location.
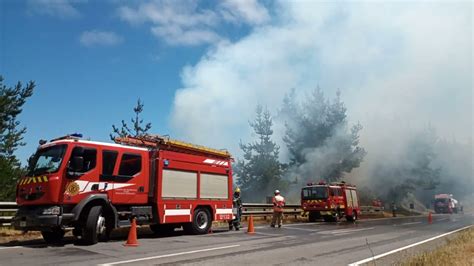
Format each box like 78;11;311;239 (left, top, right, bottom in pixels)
42;206;61;215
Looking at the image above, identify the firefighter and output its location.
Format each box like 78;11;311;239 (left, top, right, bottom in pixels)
271;190;285;228
391;201;397;217
229;187;242;230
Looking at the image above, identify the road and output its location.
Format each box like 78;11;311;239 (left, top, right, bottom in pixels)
0;213;472;266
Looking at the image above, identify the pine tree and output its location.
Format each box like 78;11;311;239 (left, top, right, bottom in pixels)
110;98;152;140
0;76;34;200
281;87;366;182
235;106;286;202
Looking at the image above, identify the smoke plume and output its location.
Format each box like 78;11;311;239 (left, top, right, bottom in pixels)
169;1;472;203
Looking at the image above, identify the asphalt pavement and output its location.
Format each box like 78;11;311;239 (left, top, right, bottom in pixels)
0;213;472;266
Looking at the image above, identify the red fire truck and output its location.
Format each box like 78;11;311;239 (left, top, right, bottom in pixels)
13;134;234;244
301;181;360;222
434;194;459;214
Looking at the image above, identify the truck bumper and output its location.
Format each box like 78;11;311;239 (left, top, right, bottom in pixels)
12;206;73;231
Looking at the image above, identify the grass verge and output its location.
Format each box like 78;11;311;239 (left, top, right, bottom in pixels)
402;227;474;266
0;227;42;244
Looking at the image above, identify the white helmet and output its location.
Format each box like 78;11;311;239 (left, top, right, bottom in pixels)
274;190;280;195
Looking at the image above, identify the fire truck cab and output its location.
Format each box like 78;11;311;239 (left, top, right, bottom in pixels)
13;134;234;245
434;194;459;214
301;181;360;222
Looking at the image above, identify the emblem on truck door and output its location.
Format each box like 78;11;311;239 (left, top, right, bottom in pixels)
65;182;80;196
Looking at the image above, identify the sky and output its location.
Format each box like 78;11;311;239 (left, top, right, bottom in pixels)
0;0;472;169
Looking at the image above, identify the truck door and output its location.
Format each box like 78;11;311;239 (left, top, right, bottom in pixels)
99;150;119;201
64;146;99;203
110;152;149;204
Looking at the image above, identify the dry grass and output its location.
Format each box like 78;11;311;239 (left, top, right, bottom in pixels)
0;227;42;244
402;227;474;266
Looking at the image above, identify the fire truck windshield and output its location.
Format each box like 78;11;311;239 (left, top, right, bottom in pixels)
302;186;328;200
27;144;67;176
435;198;449;204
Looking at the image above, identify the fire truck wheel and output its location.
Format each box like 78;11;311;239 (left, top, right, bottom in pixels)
308;212;319;222
41;227;65;244
346;211;357;222
83;206;107;245
185;208;211;235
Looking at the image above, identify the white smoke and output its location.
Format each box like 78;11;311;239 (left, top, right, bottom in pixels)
170;1;472;182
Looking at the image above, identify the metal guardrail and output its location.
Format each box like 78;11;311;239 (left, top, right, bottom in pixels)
241;203;302;221
0;202;18;226
0;202;383;226
360;205;384;214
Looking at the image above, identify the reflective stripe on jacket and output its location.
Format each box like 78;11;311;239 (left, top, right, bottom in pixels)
273;195;285;212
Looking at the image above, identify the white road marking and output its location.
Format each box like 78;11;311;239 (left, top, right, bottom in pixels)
98;244;240;266
437;218;448;222
348;225;473;266
0;246;22;250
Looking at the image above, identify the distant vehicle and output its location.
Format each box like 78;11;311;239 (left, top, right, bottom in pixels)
434;194;460;214
372;199;383;208
13;134;233;245
301;181;360;222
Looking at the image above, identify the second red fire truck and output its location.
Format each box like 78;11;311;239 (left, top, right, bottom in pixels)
13;134;234;245
301;181;360;222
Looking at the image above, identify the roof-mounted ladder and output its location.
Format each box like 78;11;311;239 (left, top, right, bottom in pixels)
114;135;231;159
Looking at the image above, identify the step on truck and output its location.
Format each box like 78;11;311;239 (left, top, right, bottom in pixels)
301;181;360;222
13;134;234;245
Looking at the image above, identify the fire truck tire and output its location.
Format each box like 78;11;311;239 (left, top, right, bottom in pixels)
346;211;357;222
83;206;107;245
308;212;319;222
41;228;65;244
185;208;211;235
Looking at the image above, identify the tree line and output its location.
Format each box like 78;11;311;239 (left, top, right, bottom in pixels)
0;76;34;200
235;88;367;201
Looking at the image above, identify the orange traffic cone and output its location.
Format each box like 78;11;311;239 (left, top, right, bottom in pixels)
247;215;255;235
124;218;139;247
428;212;433;224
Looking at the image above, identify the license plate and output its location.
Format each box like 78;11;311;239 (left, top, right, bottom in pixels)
20;221;26;227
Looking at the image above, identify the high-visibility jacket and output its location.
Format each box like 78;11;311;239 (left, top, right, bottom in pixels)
273;195;285;212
